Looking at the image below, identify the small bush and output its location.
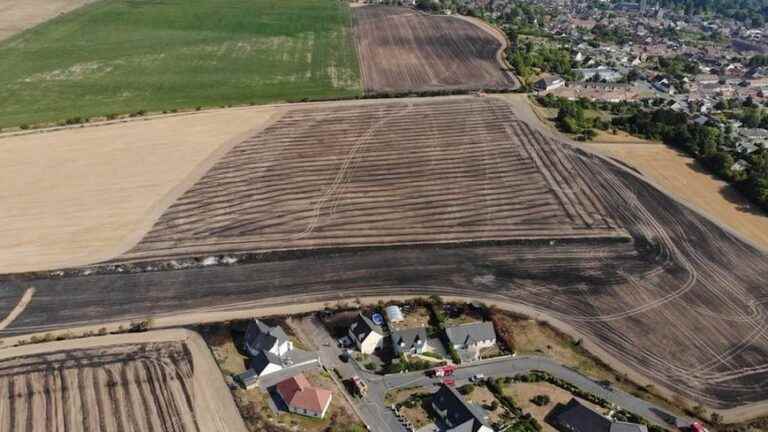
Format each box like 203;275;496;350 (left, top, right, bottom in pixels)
530;394;550;406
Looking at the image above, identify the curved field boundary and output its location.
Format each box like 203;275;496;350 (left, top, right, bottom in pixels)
352;6;518;94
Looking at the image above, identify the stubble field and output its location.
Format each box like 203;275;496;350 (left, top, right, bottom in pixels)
352;6;517;94
0;107;280;274
122;97;624;262
1;97;768;417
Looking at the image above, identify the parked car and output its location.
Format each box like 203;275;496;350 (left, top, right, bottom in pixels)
470;374;485;382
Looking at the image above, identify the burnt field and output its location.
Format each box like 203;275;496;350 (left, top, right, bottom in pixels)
0;342;197;432
1;96;768;412
121;98;624;262
352;6;517;94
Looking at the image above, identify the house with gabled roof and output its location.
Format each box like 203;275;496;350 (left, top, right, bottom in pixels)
549;398;647;432
244;319;294;358
444;321;496;360
275;374;333;419
348;313;384;354
392;327;430;356
431;384;494;432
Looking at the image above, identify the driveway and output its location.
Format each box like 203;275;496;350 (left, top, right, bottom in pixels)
295;315;407;432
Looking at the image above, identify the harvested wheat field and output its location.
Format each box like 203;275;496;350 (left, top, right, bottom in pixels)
0;0;96;42
122;97;625;261
3;96;768;416
0;329;245;432
582;142;768;251
0;107;280;273
352;6;517;94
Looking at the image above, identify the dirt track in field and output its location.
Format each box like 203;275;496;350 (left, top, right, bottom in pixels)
123;98;624;261
0;108;279;273
352;6;517;94
0;329;246;432
0;0;96;42
2;96;768;416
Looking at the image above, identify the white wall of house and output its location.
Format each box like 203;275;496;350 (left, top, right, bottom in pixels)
267;340;293;357
288;397;332;419
357;332;383;354
394;339;429;356
258;362;283;377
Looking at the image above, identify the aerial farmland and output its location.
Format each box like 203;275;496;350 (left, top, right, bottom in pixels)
2;0;768;429
122;97;623;262
353;6;518;93
0;330;245;432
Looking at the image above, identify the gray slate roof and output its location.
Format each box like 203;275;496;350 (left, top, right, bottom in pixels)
244;319;290;356
392;327;428;350
432;384;490;432
445;322;496;347
349;313;383;343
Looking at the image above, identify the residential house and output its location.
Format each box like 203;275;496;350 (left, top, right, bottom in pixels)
534;75;566;92
548;398;648;432
444;321;496;360
275;374;333;419
244;319;294;358
575;67;623;82
245;319;293;357
348;313;384;354
431;384;494;432
250;350;284;377
392;327;430;356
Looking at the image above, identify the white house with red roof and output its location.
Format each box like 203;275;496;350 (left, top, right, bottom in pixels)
275;374;333;419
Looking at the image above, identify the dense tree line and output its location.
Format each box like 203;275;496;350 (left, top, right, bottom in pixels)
507;33;575;81
748;55;768;67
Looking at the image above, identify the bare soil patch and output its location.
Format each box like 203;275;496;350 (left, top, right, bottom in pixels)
0;0;96;42
123;97;625;262
352;6;516;94
0;107;280;273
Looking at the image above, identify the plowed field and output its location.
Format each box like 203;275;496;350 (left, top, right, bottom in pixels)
0;331;245;432
353;6;517;94
123;98;625;261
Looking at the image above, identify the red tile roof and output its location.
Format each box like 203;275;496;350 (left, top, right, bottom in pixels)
276;374;332;414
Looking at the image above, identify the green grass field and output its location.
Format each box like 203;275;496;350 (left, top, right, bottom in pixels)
0;0;361;128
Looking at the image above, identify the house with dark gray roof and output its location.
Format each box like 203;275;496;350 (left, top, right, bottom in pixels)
549;398;648;432
444;321;496;360
348;313;384;354
244;319;293;358
249;349;284;377
391;327;430;356
431;384;494;432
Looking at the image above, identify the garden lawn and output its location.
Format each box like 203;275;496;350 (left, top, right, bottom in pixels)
0;0;361;128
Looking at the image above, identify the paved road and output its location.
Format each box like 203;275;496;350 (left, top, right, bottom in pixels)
365;356;690;430
298;315;406;432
